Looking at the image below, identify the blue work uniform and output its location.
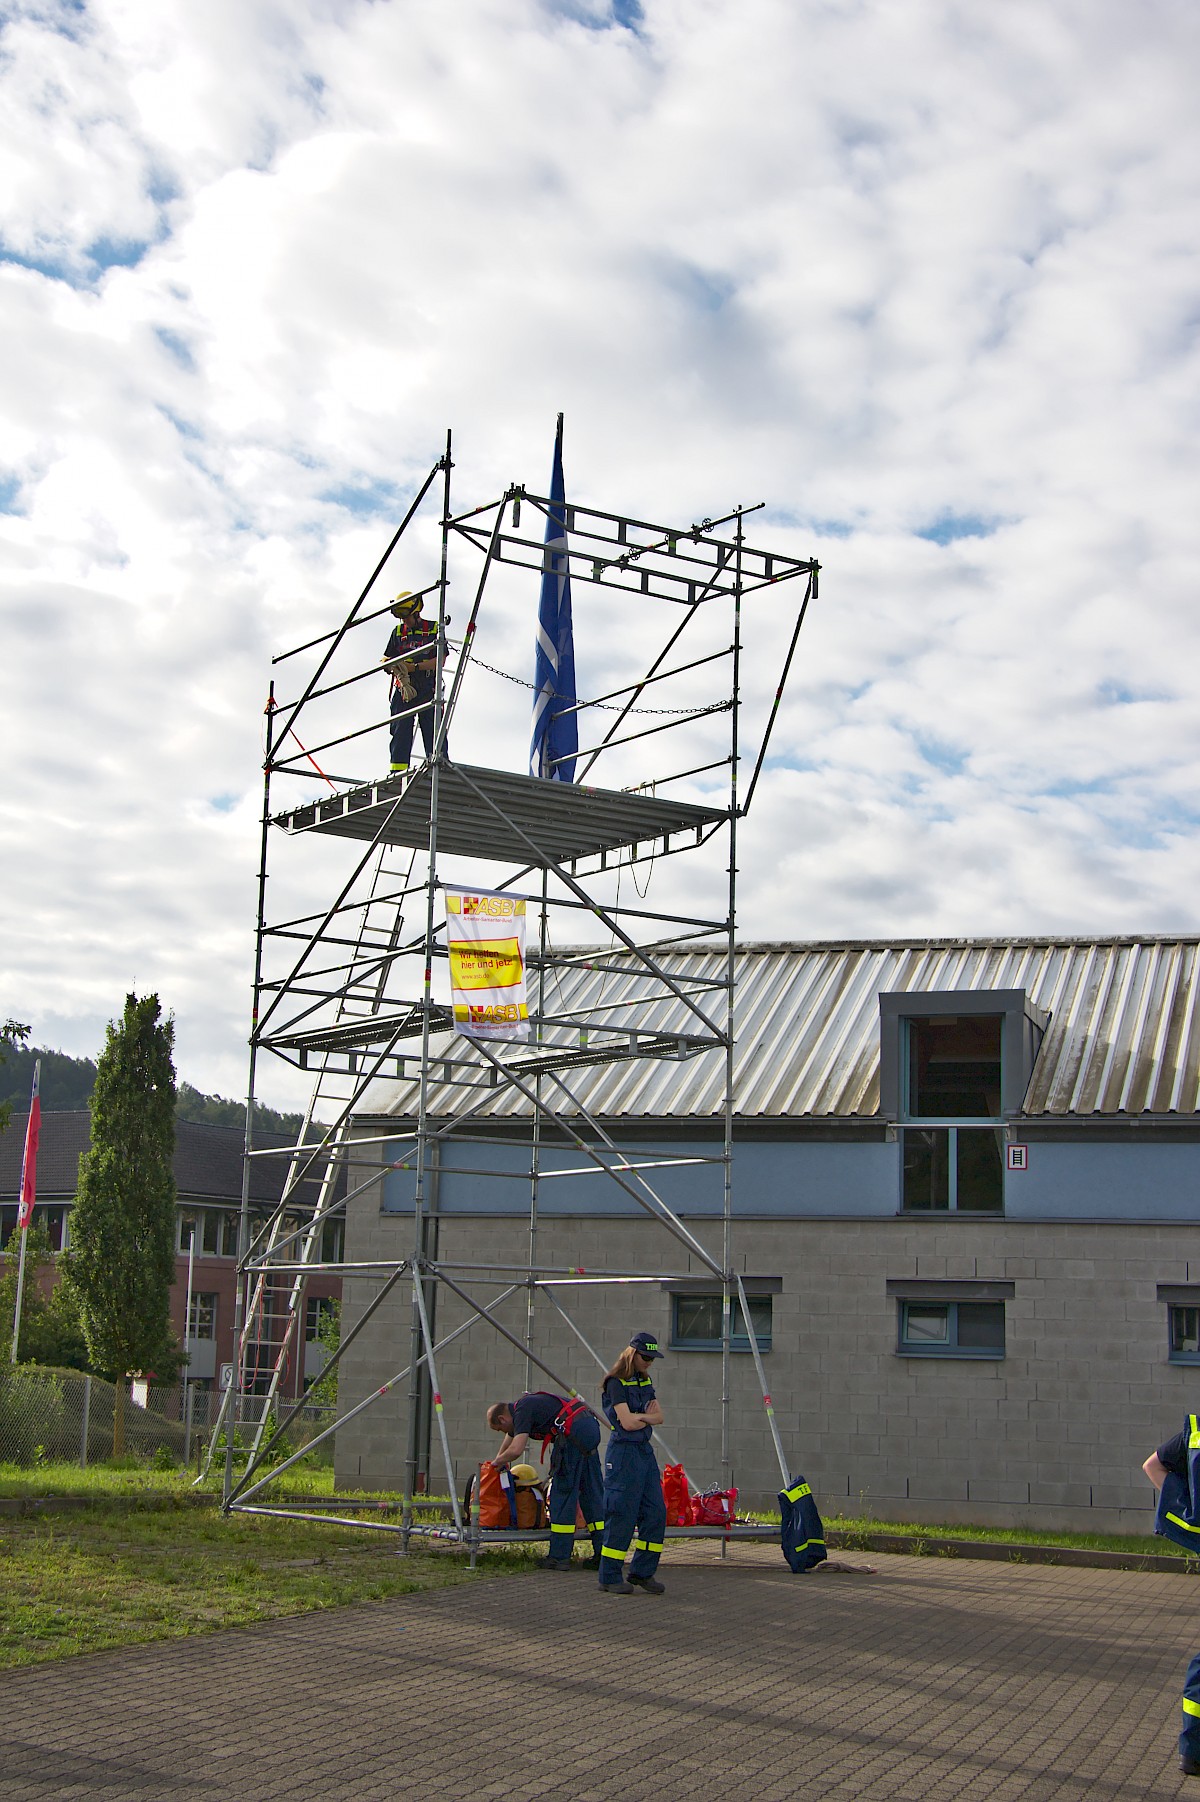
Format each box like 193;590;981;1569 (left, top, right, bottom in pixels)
385;616;446;769
1155;1417;1200;1762
598;1372;666;1587
510;1392;604;1565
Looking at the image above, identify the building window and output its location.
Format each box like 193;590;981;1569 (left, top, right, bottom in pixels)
900;1013;1005;1213
199;1209;223;1255
1;1205;68;1251
671;1293;772;1352
906;1014;1003;1118
879;990;1048;1219
902;1125;1004;1212
321;1211;345;1263
305;1296;337;1341
1169;1307;1200;1364
188;1293;218;1340
184;1207;267;1258
898;1299;1005;1358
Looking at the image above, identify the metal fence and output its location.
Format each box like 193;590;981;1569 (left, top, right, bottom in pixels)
0;1364;336;1470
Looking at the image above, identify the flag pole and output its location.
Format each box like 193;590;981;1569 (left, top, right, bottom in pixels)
183;1221;197;1463
10;1058;41;1364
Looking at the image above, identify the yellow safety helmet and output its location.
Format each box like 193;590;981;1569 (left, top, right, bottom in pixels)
510;1463;540;1486
390;590;421;617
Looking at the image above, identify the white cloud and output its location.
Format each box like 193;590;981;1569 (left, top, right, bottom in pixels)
2;0;1199;1106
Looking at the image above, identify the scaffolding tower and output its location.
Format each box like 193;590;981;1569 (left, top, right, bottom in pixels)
212;433;819;1548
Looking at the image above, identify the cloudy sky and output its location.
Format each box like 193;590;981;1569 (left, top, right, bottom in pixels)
2;0;1198;1107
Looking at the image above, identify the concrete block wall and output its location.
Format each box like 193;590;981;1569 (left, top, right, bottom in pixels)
335;1196;1198;1536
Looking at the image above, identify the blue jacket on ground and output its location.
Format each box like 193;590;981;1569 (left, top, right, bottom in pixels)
778;1474;828;1573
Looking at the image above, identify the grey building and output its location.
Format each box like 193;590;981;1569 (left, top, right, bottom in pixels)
337;935;1200;1534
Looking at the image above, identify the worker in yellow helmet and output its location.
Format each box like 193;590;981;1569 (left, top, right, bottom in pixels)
381;591;448;775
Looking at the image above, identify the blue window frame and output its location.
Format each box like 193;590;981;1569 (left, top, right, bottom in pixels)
898;1299;1005;1359
671;1293;772;1353
901;1125;1004;1213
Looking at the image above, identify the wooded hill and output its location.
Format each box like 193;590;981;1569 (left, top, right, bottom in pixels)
0;1043;308;1138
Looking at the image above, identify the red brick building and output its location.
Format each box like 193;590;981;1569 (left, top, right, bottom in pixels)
0;1112;343;1400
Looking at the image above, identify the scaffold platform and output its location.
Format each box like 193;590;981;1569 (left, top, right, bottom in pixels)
275;761;728;866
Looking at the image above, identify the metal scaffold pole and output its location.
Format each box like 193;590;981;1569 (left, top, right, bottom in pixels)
402;432;453;1543
720;508;744;1486
525;866;550;1388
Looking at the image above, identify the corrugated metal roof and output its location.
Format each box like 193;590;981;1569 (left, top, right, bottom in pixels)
363;937;1200;1122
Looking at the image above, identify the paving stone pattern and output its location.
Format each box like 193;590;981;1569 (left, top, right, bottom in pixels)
3;1546;1200;1800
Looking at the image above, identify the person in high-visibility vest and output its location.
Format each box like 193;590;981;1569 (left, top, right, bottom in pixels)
381;592;447;774
597;1332;668;1595
1144;1418;1200;1776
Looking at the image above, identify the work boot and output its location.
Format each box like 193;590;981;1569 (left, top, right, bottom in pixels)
599;1581;635;1595
1181;1756;1200;1777
580;1555;602;1570
627;1574;666;1595
538;1557;572;1571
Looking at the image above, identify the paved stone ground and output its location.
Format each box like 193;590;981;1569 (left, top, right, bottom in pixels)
3;1543;1200;1800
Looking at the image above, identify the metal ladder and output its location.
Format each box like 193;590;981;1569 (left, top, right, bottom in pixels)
198;844;416;1482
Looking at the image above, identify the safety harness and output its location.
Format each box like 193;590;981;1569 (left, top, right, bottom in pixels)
540;1396;600;1461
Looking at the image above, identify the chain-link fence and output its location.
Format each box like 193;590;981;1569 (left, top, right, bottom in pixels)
0;1364;336;1470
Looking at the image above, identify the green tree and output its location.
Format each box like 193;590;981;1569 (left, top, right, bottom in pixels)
0;1020;31;1134
308;1299;340;1411
0;1222;90;1370
61;994;182;1453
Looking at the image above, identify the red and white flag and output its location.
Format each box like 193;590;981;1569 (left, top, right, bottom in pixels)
16;1059;41;1231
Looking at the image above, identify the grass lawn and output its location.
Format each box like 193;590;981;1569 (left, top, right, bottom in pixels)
0;1499;536;1670
0;1459;1184;1671
0;1460;339;1500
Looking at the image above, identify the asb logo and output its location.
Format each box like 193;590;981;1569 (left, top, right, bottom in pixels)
462;895;519;918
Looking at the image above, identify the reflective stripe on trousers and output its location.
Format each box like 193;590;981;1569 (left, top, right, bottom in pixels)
1182;1652;1200;1760
546;1435;604;1563
600;1438;666;1585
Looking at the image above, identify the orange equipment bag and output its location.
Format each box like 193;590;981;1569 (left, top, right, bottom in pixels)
689;1485;738;1527
475;1461;518;1528
514;1481;549;1529
662;1463;690;1527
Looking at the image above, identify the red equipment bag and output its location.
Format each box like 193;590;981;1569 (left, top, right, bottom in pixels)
662;1463;691;1527
689;1485;738;1527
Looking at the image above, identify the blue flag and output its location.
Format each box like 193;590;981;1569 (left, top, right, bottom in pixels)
530;416;578;782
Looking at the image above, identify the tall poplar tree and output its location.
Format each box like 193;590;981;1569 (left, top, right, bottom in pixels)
62;994;180;1454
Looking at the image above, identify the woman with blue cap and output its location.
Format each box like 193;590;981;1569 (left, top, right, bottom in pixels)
597;1331;668;1595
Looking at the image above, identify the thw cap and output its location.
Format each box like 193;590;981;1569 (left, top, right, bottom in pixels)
630;1331;663;1360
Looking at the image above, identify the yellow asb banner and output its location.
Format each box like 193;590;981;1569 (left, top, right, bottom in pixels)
445;890;530;1040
